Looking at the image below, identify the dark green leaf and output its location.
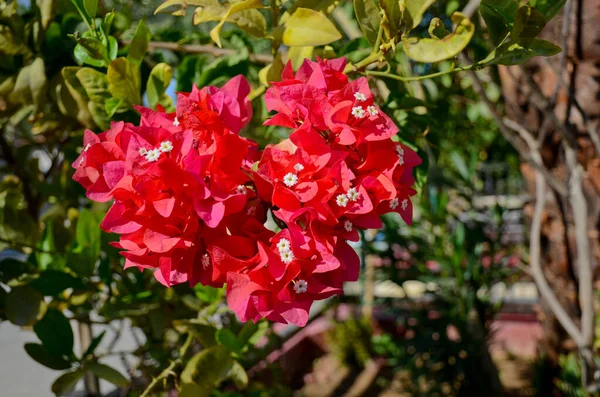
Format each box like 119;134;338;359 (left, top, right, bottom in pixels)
127;20;150;66
0;258;37;284
87;362;128;387
512;6;547;39
529;0;566;20
181;345;234;392
479;38;561;66
34;309;74;358
5;286;47;326
354;0;381;46
51;369;84;396
82;330;106;358
83;0;98;19
216;328;243;354
479;0;518;45
25;343;72;370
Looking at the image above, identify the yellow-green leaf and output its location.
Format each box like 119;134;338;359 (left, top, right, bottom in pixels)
354;0;381;46
402;0;436;30
60;67;94;128
209;0;264;48
75;68;110;103
147;62;174;111
402;12;475;63
282;8;342;47
107;57;141;107
287;46;313;70
154;0;206;15
10;58;47;109
193;0;225;24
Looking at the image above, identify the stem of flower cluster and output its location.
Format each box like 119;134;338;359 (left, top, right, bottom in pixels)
139;333;194;397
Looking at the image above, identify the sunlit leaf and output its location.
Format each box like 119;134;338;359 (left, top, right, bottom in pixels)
428;17;449;39
282;8;342;47
107;57;141;107
402;12;475;63
209;0;264;48
128;20;150;67
229;361;248;388
75;68;110;103
147;63;174;110
181;345;234;393
37;0;58;30
287;46;313;70
402;0;436;30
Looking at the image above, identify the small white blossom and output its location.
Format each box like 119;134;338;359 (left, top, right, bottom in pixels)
139;147;148;156
344;220;353;233
236;185;247;194
173;117;180;127
401;198;409;211
84;143;91;152
354;92;367;102
202;254;210;269
280;250;295;264
367;106;378;116
159;140;173;153
277;238;291;253
351;106;366;118
396;145;404;156
294;279;308;294
294;163;305;172
398;155;405;165
390;197;399;210
145;148;161;162
283;172;298;187
336;194;349;207
347;187;360;202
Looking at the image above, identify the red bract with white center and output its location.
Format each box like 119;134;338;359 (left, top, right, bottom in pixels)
74;59;421;327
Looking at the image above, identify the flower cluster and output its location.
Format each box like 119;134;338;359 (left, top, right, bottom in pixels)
73;57;421;327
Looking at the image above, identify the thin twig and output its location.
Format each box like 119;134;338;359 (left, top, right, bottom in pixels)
125;40;274;64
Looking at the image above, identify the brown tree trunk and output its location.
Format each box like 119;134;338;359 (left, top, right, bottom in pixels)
499;0;600;392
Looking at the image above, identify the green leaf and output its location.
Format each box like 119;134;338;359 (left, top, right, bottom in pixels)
378;0;402;39
104;97;124;117
83;0;98;19
70;0;93;28
402;12;475;63
450;152;470;181
29;270;85;296
282;8;342;47
73;37;109;67
479;0;518;45
216;328;243;354
229;9;267;38
37;0;58;30
82;330;106;358
402;0;436;30
87;362;128;387
24;343;72;370
529;0;566;20
354;0;381;46
173;319;217;347
5;286;47;326
68;208;101;277
107;36;118;61
10;57;47;108
51;369;85;396
229;361;248;388
479;38;561;66
107;57;141;107
209;0;264;48
512;6;547;39
146;63;174;110
128;20;150;67
34;309;74;358
35;220;61;271
179;383;212;397
0;258;36;284
75;68;110;103
181;345;234;392
61;67;95;128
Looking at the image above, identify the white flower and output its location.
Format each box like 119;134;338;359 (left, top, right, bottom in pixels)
160;140;173;153
201;254;210;269
354;92;367;102
390;197;399;210
145;148;162;162
84;143;91;152
401;198;409;211
283;172;298;187
367;105;378;116
236;185;247;194
351;106;366;118
280;250;295;264
344;220;353;232
398;155;405;165
173;117;180;127
294;279;308;294
336;194;349;207
139;147;148;156
294;163;305;172
347;187;360;202
276;238;291;253
397;145;405;165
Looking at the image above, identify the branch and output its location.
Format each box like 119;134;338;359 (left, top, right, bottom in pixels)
127;40;274;65
140;333;193;397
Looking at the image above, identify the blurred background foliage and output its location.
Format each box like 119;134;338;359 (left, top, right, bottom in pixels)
1;0;592;396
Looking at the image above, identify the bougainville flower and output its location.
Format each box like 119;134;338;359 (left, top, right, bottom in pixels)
74;58;421;327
